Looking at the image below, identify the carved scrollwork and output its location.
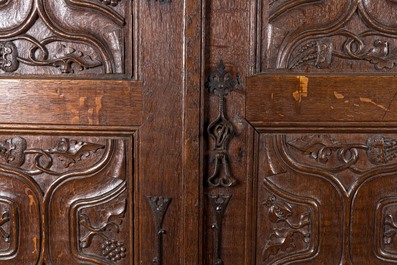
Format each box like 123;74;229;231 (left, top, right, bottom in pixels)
262;194;314;264
0;137;105;175
0;136;106;175
279;133;397;198
0;0;129;74
287;134;397;170
264;0;397;72
206;61;239;187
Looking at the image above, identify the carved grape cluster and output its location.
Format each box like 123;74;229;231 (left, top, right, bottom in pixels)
99;0;120;6
101;240;126;261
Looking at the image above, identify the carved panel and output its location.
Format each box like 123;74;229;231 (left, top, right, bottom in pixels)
261;195;314;264
72;184;128;264
261;0;397;73
0;133;133;264
257;133;397;263
0;1;132;75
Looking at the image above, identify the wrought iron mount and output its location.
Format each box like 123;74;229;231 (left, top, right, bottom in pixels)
206;60;239;187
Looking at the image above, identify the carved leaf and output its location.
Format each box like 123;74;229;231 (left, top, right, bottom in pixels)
53;44;102;73
288;135;340;163
47;138;105;168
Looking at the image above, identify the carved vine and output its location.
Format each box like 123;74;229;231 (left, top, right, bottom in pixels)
287;134;397;172
262;196;311;262
79;195;127;262
268;0;397;70
0;1;127;74
205;60;239;187
0;136;105;175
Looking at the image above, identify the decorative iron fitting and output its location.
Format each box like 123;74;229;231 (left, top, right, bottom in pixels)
147;196;172;265
206;60;239;187
207;193;232;265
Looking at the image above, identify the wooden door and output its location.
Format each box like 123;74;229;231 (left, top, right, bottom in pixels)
202;1;397;265
4;0;397;265
0;1;142;264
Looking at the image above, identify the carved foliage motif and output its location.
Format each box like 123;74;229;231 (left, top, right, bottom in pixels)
0;137;105;175
288;134;397;168
376;199;397;260
0;135;131;264
0;1;129;74
265;0;397;71
78;193;128;262
285;134;397;194
262;196;312;263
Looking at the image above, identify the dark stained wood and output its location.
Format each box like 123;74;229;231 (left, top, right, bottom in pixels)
180;0;204;264
6;0;397;264
138;1;185;264
204;0;255;264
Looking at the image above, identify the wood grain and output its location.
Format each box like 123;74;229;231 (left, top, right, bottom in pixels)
247;75;397;128
0;79;142;126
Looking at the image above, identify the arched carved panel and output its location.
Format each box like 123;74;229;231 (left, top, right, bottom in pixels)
256;133;397;264
0;0;132;76
260;0;397;73
0;134;133;265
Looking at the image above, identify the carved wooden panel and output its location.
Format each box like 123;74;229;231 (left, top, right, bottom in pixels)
0;0;132;76
259;0;397;73
256;133;397;264
0;133;134;264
